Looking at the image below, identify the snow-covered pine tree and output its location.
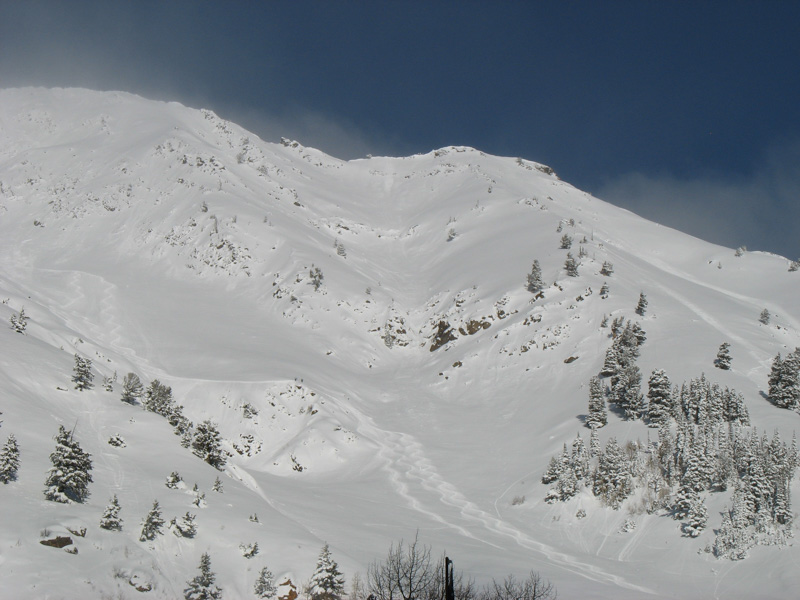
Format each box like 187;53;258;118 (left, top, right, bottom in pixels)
559;233;572;249
71;354;94;391
759;309;771;325
99;495;123;531
646;369;672;426
308;542;345;600
599;282;610;297
139;500;165;541
589;427;601;458
681;494;708;537
586;376;607;429
310;265;324;291
541;454;562;485
172;512;197;538
526;260;544;293
715;343;732;370
212;476;223;493
143;379;174;416
192;420;226;469
9;307;28;333
184;553;222;600
767;348;800;410
120;372;144;404
593;437;632;509
254;566;277;599
600;261;614;276
564;252;579;277
635;292;648;316
612;364;643;420
165;471;183;489
44;425;93;503
0;434;20;483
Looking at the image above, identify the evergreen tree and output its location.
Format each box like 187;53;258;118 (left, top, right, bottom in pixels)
72;354;94;391
212;476;223;493
120;372;144;405
541;455;562;484
192;420;227;469
143;379;174;416
308;542;345;600
9;307;28;333
165;471;183;489
586;377;607;429
672;484;697;520
646;369;672;426
681;494;708;537
254;566;277;599
526;260;544;294
99;495;123;531
768;349;800;410
571;434;590;481
172;512;197;538
599;283;610;297
635;292;648;316
0;434;20;483
564;252;579;277
612;364;643;420
44;425;93;503
589;427;601;458
139;500;165;541
593;437;632;508
600;261;613;276
714;343;732;370
759;309;771;325
559;234;572;249
184;553;222;600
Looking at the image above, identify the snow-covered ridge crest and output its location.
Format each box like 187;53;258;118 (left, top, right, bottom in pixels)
0;87;799;600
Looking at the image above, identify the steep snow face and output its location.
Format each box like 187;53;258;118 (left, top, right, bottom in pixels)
1;88;799;599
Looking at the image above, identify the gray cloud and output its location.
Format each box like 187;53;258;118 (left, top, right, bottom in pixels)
595;140;800;260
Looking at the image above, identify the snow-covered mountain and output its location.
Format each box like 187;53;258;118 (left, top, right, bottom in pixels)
1;87;798;599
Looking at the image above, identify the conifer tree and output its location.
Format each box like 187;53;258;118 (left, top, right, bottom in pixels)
120;372;144;405
612;364;643;420
192;420;226;469
681;494;707;537
99;495;123;531
646;369;672;426
559;233;572;249
593;437;632;508
212;476;223;493
72;354;94;391
586;377;607;429
526;260;544;293
714;343;732;370
759;309;771;325
600;261;613;276
165;471;183;489
254;566;277;599
143;379;174;416
564;252;579;277
635;292;648;316
172;512;197;538
589;427;601;458
0;434;20;483
184;553;222;600
44;425;93;503
308;542;345;600
139;500;165;541
9;307;28;333
768;349;800;410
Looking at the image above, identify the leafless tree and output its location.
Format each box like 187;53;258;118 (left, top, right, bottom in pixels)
482;572;556;600
367;534;437;600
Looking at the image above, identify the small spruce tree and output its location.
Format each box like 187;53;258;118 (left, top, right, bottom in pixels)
44;425;93;503
192;420;226;469
714;343;732;370
72;354;94;391
560;234;573;249
586;377;607;429
139;500;165;541
0;434;21;483
600;261;614;276
759;309;771;325
254;566;277;599
564;252;579;277
9;307;28;333
99;495;123;531
308;542;345;600
526;260;544;293
172;512;197;538
184;553;222;600
212;476;223;493
635;292;648;316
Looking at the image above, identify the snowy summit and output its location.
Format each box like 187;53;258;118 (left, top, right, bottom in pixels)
0;88;799;599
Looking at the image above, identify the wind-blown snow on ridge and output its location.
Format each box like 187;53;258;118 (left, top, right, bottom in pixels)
1;87;799;599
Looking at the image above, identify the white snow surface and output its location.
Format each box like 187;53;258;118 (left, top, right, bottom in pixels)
0;87;799;599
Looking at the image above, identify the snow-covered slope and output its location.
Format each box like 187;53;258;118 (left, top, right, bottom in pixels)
1;88;798;599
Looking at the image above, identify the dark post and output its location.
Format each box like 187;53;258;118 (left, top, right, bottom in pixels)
444;557;455;600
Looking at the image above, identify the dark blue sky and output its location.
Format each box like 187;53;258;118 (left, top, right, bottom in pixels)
2;1;798;259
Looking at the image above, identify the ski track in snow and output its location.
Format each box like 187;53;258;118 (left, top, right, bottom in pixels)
350;413;657;595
